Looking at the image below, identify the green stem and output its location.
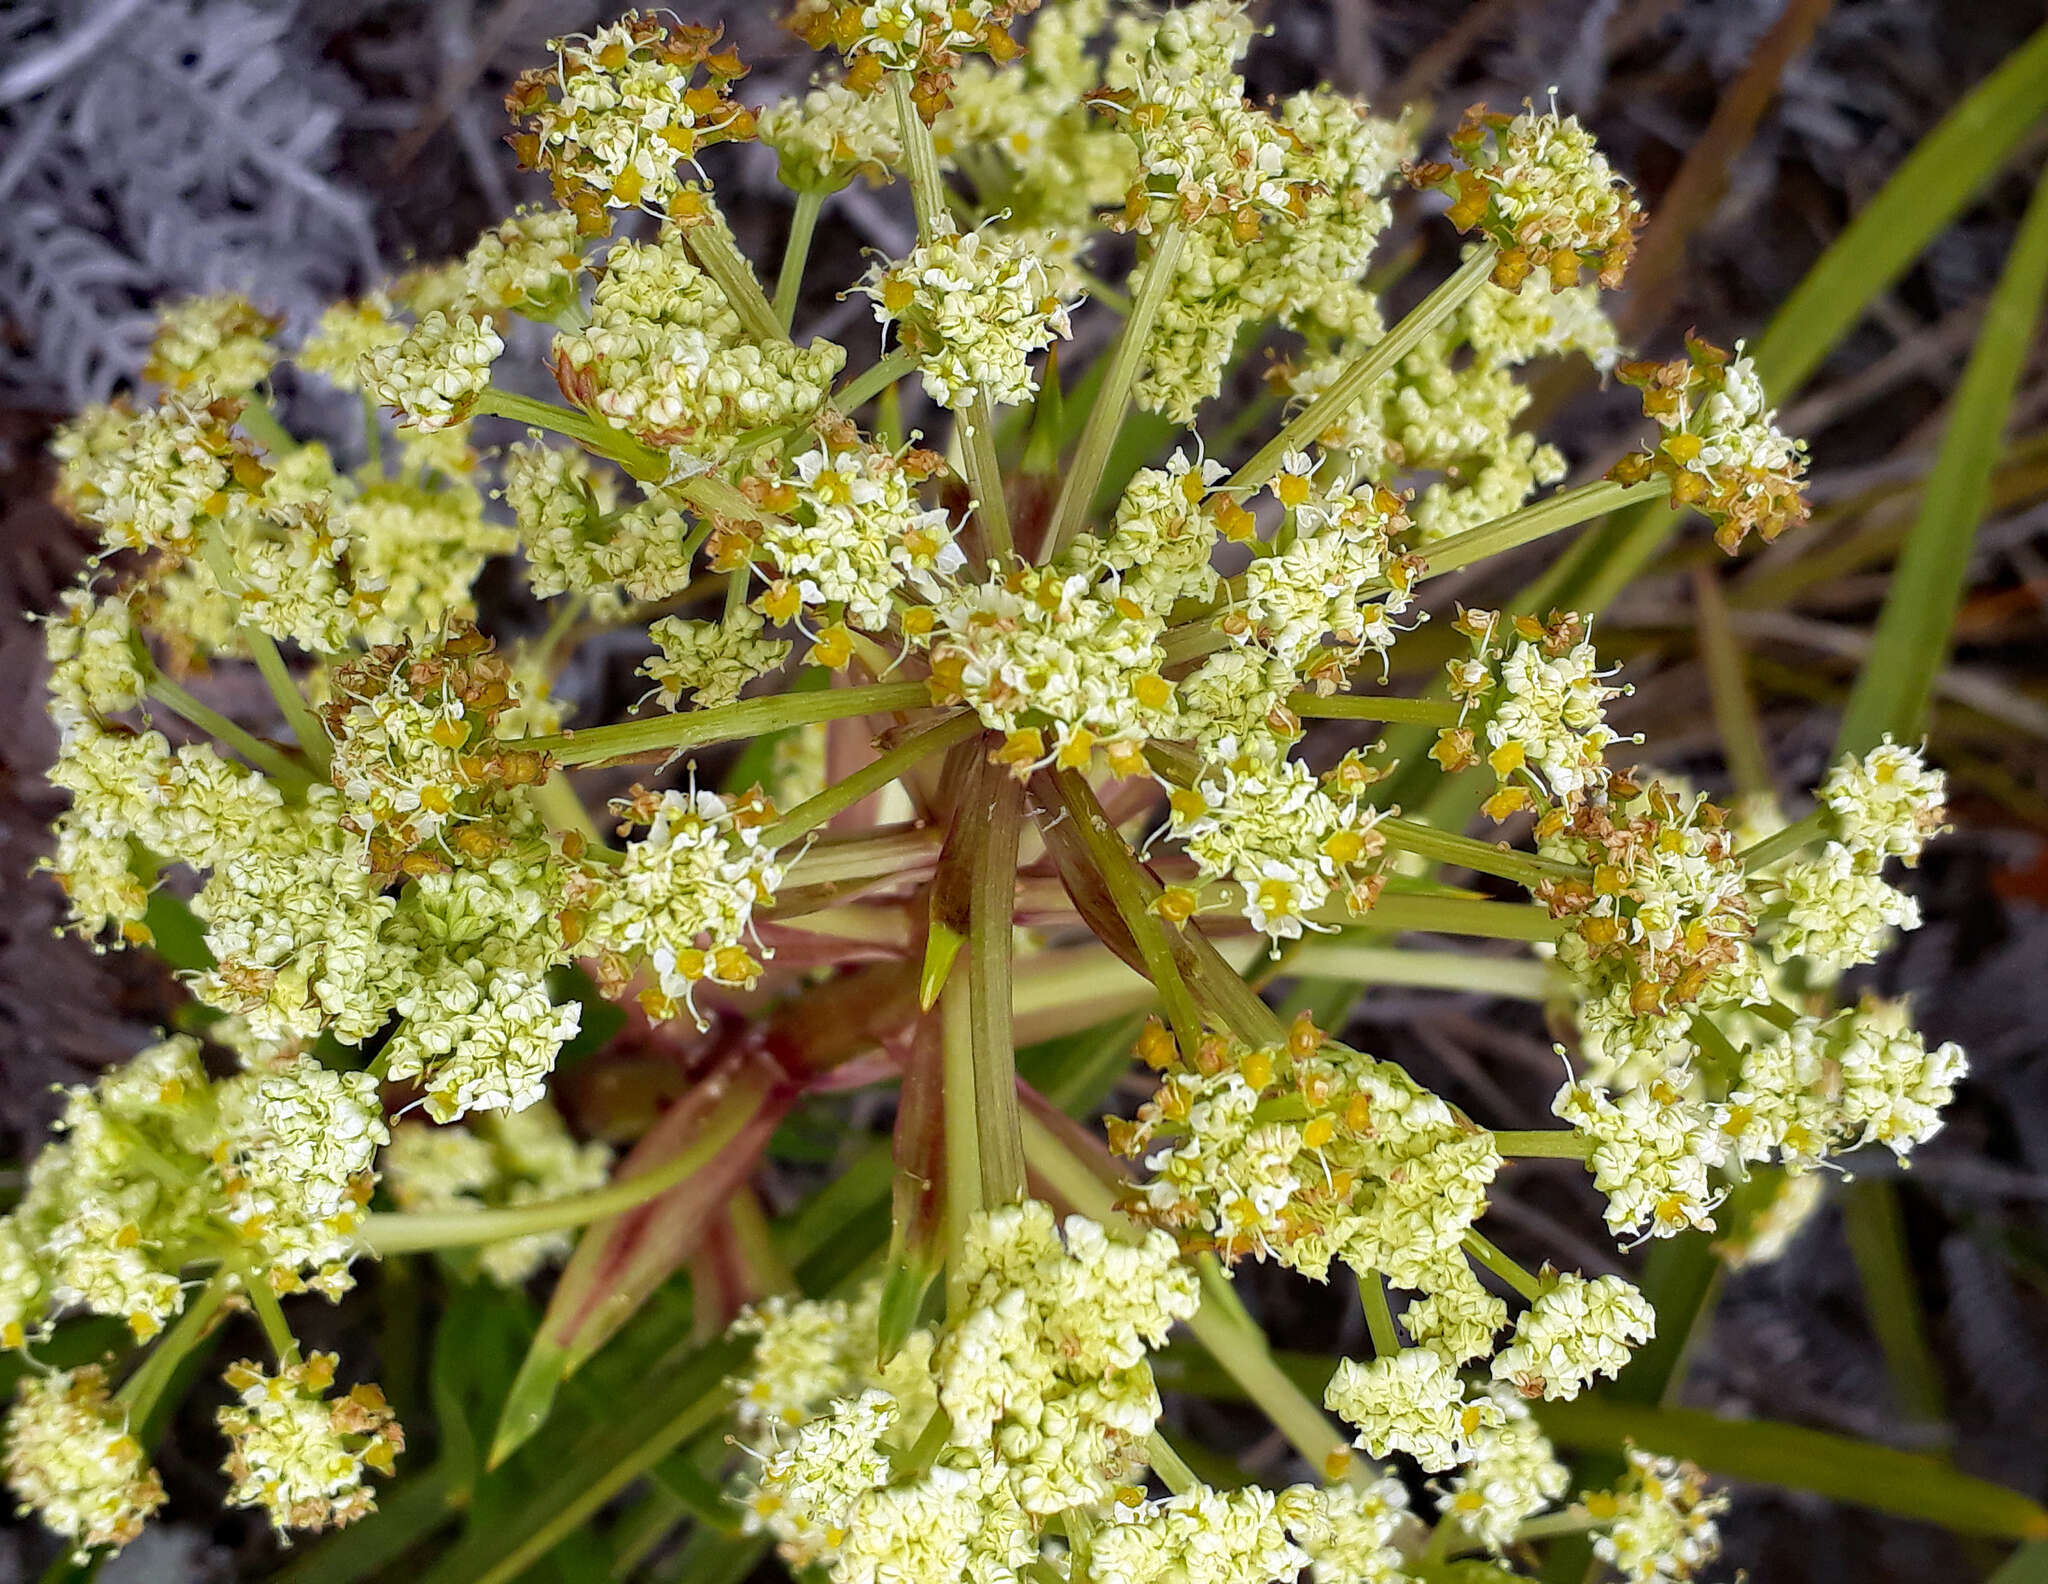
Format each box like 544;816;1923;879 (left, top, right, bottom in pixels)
1145;1431;1200;1495
1353;893;1566;942
1040;223;1187;564
145;676;312;791
236;1262;300;1366
1376;815;1583;891
1281;941;1553;1001
1417;477;1664;580
1462;1229;1544;1302
522;679;931;767
1689;1015;1745;1089
1736;808;1829;870
961;390;1013;561
115;1270;233;1414
966;776;1030;1204
1491;1130;1593;1161
1361;1271;1400;1357
763;711;979;847
684;215;785;345
1841;1177;1949;1430
1419;1515;1460;1569
1288;691;1462;728
773;189;827;333
236;396;297;456
1512;1510;1600;1542
835;351;920;415
530;771;601;847
892;72;950;247
474;388;668;482
1228;243;1497;496
358;1075;773;1255
941;976;981;1319
196;527;331;775
1052;768;1205;1059
777;825;942;892
1204;883;1565;941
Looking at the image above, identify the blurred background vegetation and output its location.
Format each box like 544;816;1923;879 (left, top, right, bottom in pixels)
2;1;2046;1580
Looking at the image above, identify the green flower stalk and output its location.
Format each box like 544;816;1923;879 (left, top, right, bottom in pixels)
12;1;1962;1579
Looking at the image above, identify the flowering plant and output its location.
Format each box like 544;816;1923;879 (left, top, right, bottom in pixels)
8;2;1982;1579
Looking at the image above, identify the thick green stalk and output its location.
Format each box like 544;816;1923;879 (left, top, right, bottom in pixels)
967;775;1030;1205
962;390;1014;559
1145;1431;1200;1496
521;679;931;767
1039;223;1188;563
1841;1177;1948;1431
358;1074;774;1254
1735;807;1829;871
1228;243;1498;496
1051;768;1205;1058
1347;892;1566;942
115;1270;232;1414
236;1259;300;1365
778;825;942;892
892;72;950;246
474;388;668;483
1692;566;1776;808
145;676;312;791
763;711;979;846
940;976;982;1317
1376;816;1582;891
1287;691;1462;728
1462;1229;1544;1301
1280;941;1553;1001
1491;1130;1593;1161
835;350;920;416
773;188;827;332
1360;1272;1400;1357
684;215;785;345
1418;477;1664;580
887;73;1014;557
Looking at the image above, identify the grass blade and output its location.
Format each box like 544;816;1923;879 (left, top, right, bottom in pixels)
1836;161;2048;755
1531;1397;2048;1541
1748;20;2048;398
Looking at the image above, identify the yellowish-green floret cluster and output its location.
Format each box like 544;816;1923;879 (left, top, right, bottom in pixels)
9;0;1965;1575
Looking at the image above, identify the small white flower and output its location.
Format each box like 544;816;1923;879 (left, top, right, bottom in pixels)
4;1367;165;1559
361;311;502;432
217;1353;402;1534
1325;1347;1503;1471
1491;1272;1655;1400
861;226;1078;410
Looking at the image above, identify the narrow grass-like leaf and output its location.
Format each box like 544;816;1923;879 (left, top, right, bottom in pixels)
1992;1543;2048;1583
1836;162;2048;755
1840;1176;1949;1431
1748;20;2048;398
1692;567;1775;807
1150;1343;2048;1540
417;1335;751;1584
1531;1397;2048;1541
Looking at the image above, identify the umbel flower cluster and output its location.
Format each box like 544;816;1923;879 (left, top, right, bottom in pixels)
11;0;1959;1578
